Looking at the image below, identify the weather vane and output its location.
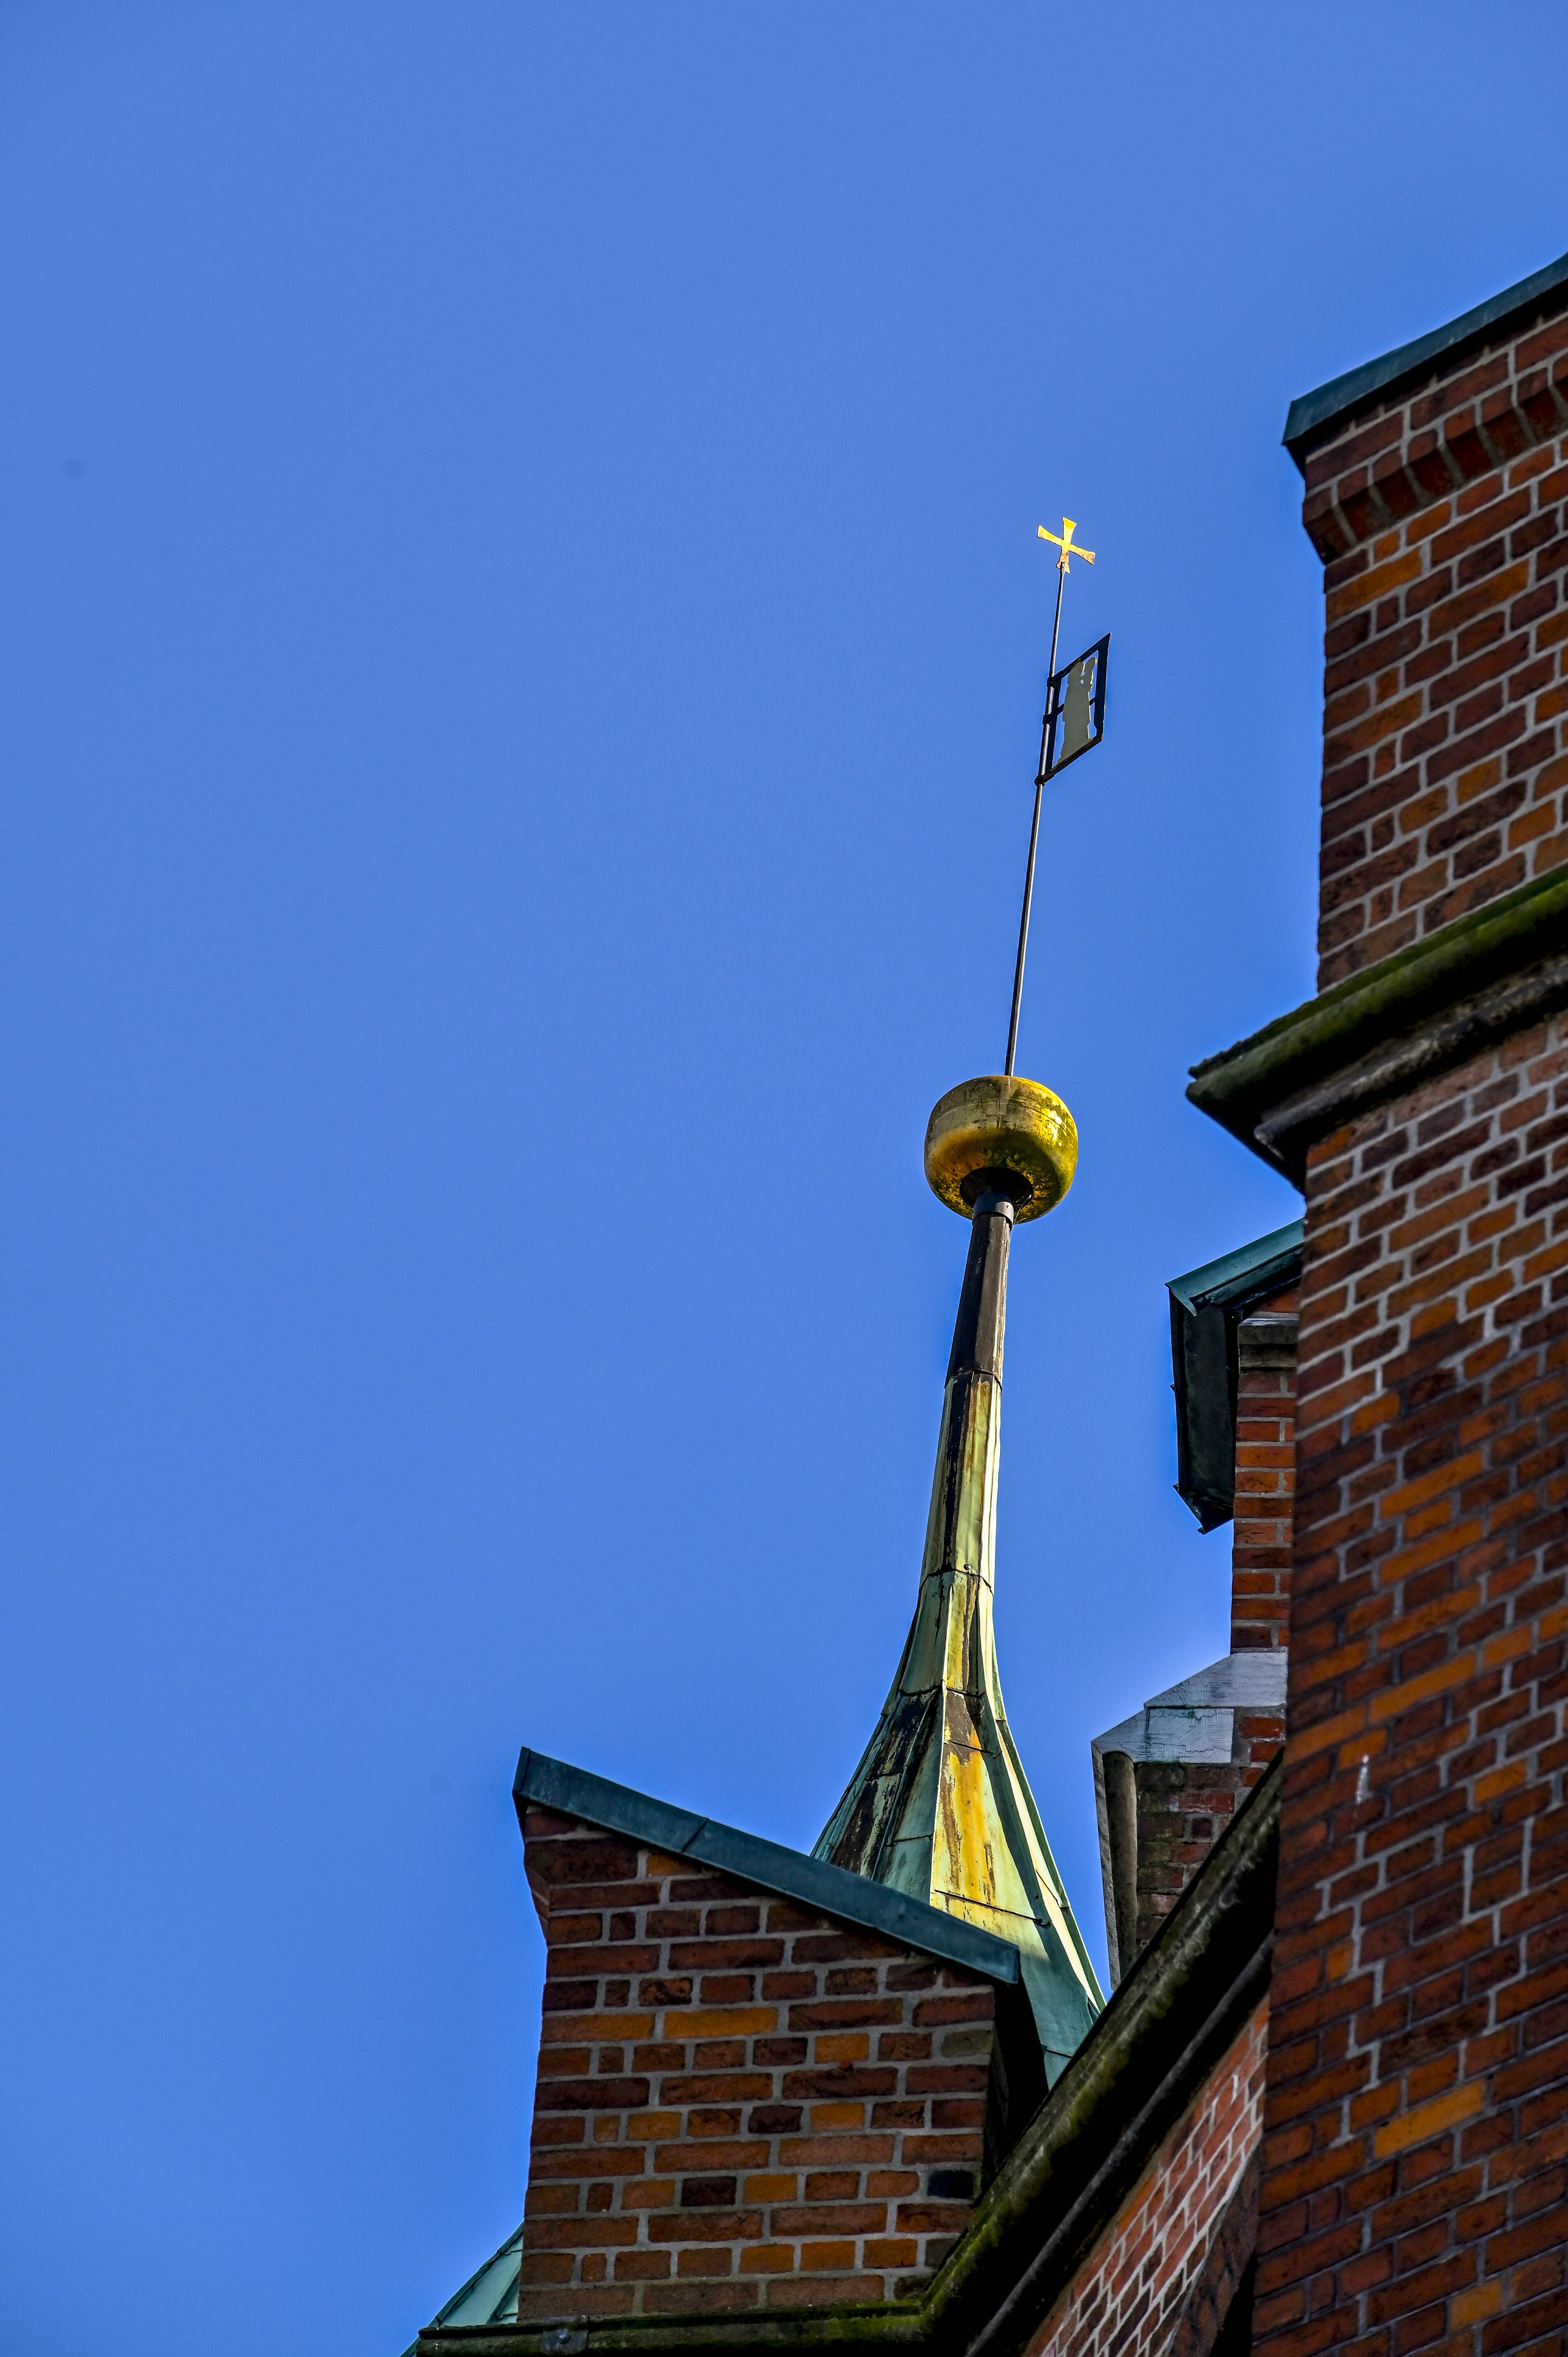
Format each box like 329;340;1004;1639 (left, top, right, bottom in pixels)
1002;517;1112;1075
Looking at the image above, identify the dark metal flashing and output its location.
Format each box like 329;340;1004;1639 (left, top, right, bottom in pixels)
1166;1226;1303;1319
1283;247;1568;471
417;1758;1280;2357
514;1749;1023;1989
1187;866;1568;1184
1168;1223;1303;1532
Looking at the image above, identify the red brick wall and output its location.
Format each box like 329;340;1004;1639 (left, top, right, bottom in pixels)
1299;304;1568;988
518;1810;1008;2322
1232;1294;1300;1655
1024;2001;1268;2357
1128;1765;1259;1960
1254;1009;1568;2357
1128;1731;1283;1967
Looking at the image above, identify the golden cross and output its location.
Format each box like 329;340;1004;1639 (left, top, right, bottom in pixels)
1037;516;1095;573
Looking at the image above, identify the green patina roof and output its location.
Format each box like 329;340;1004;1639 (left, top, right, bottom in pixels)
1167;1220;1304;1318
1187;865;1568;1184
812;1197;1103;2079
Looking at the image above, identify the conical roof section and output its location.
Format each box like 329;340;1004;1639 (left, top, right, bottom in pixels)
814;1173;1102;2081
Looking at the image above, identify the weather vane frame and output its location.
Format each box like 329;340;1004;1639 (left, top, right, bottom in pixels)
1003;516;1112;1076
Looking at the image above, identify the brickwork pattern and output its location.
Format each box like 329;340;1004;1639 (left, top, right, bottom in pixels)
1130;1721;1285;1969
1131;1762;1255;1960
1298;303;1568;987
1025;2002;1269;2357
1255;1012;1568;2357
1233;1293;1301;1654
519;1811;1004;2321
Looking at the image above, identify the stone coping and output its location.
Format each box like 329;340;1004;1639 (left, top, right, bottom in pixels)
1187;865;1568;1181
1283;247;1568;466
514;1750;1023;1989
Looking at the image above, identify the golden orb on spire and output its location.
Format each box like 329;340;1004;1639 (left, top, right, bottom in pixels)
923;1074;1077;1222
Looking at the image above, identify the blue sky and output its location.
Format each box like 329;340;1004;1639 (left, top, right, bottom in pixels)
2;7;1564;2352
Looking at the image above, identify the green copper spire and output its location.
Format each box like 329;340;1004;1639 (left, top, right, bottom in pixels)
814;1076;1103;2081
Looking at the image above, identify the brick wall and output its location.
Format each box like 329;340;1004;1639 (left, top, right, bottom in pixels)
1298;303;1568;988
1254;1009;1568;2357
1232;1297;1300;1655
519;1809;1010;2322
1128;1698;1283;1963
1128;1763;1257;1963
1130;1716;1284;1965
1024;2000;1268;2357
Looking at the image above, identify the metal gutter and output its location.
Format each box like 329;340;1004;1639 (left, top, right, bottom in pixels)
1166;1224;1303;1319
1282;247;1568;470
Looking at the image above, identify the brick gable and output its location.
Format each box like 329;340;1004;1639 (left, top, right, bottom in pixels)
519;1808;1023;2322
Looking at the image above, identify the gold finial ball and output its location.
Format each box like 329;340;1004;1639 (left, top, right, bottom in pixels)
923;1074;1078;1223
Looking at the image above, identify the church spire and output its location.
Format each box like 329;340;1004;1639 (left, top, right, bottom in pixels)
814;1075;1104;2080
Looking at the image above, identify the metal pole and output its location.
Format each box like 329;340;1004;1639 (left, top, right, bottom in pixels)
1003;560;1066;1077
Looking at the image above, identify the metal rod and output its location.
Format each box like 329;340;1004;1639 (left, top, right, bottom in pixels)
1003;560;1067;1076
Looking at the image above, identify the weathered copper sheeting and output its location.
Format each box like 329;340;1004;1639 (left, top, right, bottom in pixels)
814;1194;1102;2077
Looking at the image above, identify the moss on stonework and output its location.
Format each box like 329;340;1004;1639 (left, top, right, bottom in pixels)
1187;863;1568;1178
